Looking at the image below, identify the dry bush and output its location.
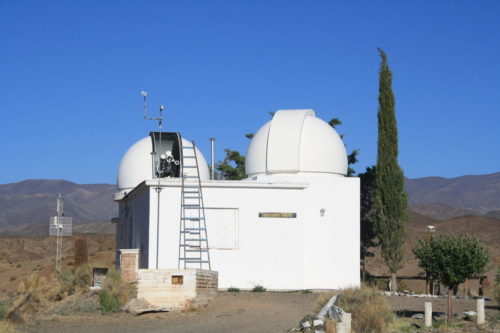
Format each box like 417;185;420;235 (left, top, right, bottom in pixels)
336;286;393;333
315;291;336;312
6;273;51;318
99;269;136;313
7;264;95;320
325;319;337;333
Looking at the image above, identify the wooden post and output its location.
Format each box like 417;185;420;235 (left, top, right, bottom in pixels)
424;302;432;327
447;287;452;325
476;299;485;325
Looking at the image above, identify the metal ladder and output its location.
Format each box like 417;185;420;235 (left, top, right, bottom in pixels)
178;140;211;270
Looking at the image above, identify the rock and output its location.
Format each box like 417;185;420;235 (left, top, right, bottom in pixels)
313;318;324;329
122;298;172;315
411;313;424;319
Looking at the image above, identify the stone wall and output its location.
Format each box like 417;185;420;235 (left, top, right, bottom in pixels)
136;268;218;309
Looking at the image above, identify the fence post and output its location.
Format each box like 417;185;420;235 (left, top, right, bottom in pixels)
424;302;432;327
336;312;351;333
476;298;485;325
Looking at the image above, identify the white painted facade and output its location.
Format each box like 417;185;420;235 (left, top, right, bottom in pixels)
115;109;360;290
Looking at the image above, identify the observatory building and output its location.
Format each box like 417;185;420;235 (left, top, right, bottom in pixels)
115;109;360;290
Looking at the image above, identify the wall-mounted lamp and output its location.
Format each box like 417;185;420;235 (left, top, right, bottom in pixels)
320;208;326;217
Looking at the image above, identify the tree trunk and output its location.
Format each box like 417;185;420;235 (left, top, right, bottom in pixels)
390;273;398;292
447;287;452;325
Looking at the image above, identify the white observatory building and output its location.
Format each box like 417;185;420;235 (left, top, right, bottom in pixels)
115;109;360;290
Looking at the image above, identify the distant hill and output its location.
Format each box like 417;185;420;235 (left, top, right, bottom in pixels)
365;210;500;284
1;172;499;232
2;220;116;236
405;172;500;219
0;179;117;231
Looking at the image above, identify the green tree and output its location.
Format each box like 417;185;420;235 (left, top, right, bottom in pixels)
328;118;359;176
216;149;246;180
413;234;490;324
373;48;408;292
359;166;376;281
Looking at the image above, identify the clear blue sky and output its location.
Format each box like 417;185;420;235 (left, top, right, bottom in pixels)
1;1;499;184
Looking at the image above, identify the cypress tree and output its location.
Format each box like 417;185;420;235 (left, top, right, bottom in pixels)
373;48;407;292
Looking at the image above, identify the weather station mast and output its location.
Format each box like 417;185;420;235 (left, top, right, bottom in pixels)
49;194;72;272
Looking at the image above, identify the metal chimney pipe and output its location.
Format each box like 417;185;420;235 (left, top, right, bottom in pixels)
209;137;215;180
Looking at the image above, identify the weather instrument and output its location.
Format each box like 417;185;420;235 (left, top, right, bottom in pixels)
140;90;174;178
141;90;165;130
49;193;72;272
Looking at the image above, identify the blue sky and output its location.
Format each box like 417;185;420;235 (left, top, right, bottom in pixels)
1;0;499;184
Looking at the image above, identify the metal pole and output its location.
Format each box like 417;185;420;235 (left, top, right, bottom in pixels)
209;138;215;180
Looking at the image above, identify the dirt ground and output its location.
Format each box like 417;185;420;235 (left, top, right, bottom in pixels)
14;291;321;333
8;293;498;333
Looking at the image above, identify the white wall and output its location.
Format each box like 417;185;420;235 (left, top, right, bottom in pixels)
116;185;150;268
139;176;360;290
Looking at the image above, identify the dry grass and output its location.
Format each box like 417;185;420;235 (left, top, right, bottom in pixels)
317;286;393;333
6;264;95;319
0;321;19;333
315;291;336;312
338;286;393;333
325;319;337;333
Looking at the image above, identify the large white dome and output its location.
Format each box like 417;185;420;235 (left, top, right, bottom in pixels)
117;136;210;191
245;109;348;177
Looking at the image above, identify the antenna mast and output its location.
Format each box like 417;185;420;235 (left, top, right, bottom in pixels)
49;193;72;272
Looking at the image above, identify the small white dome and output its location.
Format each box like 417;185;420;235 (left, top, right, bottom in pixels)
245;109;348;177
117;136;210;191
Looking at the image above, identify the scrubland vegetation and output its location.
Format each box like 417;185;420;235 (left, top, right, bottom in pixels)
1;264;135;322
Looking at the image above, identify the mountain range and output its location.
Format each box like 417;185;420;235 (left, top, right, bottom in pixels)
0;172;498;234
404;172;500;219
0;179;117;233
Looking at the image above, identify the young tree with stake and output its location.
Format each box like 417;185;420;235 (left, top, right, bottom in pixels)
413;234;490;325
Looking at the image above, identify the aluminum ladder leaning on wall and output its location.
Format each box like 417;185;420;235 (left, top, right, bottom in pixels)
178;140;211;270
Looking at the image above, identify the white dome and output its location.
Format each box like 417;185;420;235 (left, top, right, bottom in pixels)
117;136;210;191
245;109;348;177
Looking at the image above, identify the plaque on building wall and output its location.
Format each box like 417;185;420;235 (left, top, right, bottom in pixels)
258;212;297;218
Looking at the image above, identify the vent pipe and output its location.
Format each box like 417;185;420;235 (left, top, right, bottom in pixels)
209;137;215;180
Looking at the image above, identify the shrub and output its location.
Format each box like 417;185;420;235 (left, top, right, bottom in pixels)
99;269;136;313
336;286;393;333
73;264;92;291
99;291;121;313
228;287;240;292
251;285;266;292
0;305;6;320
